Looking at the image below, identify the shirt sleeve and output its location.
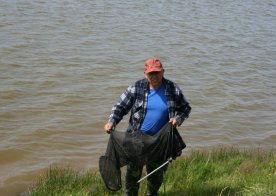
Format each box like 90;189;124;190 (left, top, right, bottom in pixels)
108;85;135;125
174;86;192;126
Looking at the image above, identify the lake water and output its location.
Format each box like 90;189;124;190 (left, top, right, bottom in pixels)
0;0;275;195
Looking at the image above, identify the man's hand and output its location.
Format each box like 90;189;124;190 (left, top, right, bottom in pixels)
169;118;178;126
104;122;114;134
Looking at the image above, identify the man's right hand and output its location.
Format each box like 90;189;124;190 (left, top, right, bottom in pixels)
104;122;114;134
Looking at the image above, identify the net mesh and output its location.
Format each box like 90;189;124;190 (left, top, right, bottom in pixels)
99;122;186;191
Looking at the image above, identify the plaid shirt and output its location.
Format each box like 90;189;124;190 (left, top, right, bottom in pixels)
108;78;191;132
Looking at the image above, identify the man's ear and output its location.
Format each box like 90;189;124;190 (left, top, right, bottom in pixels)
144;73;148;79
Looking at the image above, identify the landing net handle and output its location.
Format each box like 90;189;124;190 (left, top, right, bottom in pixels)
137;124;174;183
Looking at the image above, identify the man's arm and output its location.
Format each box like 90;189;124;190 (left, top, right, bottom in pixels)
104;86;135;132
174;88;191;126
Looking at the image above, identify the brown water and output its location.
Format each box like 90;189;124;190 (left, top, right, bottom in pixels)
0;0;275;195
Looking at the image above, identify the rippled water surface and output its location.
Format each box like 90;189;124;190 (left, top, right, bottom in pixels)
0;0;275;195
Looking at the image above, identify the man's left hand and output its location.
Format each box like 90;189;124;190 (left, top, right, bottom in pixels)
169;118;178;126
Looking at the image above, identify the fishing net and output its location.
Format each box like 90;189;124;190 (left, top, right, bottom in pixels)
99;122;186;191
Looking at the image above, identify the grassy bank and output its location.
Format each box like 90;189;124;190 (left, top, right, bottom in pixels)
27;148;275;196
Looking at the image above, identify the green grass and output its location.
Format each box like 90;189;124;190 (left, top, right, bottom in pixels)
27;147;276;196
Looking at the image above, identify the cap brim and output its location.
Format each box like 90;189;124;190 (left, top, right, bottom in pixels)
145;68;162;74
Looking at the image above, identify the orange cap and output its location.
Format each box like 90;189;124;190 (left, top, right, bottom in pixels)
144;57;163;74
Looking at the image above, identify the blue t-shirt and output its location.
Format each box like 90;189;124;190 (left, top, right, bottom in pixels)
140;84;169;135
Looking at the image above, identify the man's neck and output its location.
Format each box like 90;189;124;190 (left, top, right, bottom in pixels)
149;83;162;89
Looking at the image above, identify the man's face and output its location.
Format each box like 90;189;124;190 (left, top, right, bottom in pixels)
145;70;164;87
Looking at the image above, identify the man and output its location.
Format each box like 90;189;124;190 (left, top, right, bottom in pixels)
104;57;191;196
